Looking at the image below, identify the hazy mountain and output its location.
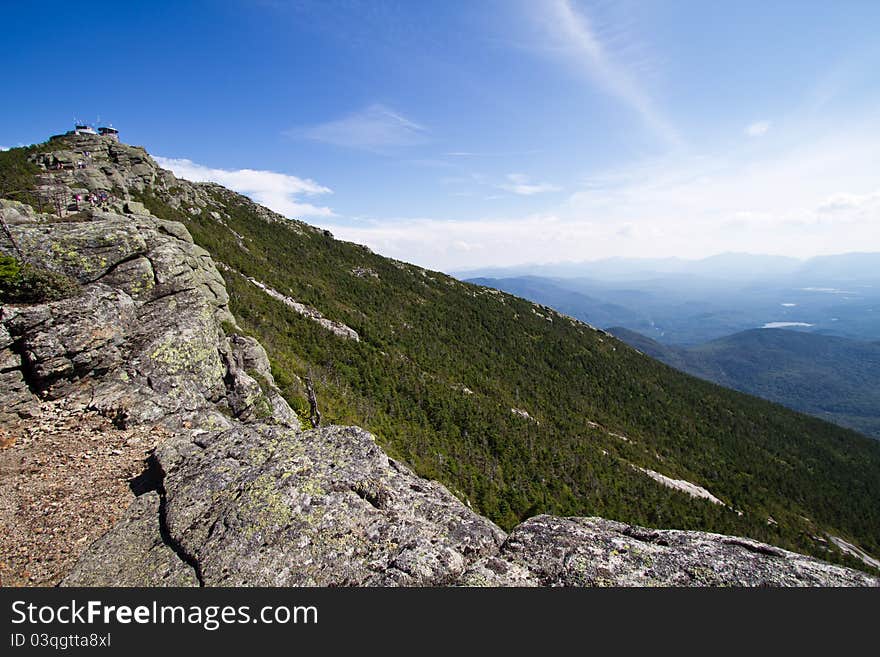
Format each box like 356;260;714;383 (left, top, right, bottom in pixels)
466;276;644;330
609;327;880;439
467;272;880;345
797;253;880;284
456;252;880;284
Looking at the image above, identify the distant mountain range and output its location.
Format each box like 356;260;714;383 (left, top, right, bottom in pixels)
608;327;880;440
465;277;643;329
457;252;880;284
464;269;880;345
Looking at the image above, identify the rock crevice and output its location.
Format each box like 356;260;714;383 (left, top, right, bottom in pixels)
152;454;205;587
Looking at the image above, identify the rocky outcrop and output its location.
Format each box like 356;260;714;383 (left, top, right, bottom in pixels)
460;516;877;586
32;135;178;201
633;466;725;506
2;135;877;587
0;203;295;432
0;322;40;423
67;424;504;586
828;535;880;571
242;273;360;341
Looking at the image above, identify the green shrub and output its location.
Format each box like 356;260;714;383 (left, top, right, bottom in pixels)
0;255;79;304
0;144;50;211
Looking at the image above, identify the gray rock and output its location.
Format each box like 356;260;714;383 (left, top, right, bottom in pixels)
3;285;136;400
63;422;505;587
151;424;504;586
223;335;301;429
0;323;40;422
1;206;289;431
98;255;155;301
62;492;199;587
12;218;148;283
460;515;879;587
122;200;149;215
242;274;360;341
0;199;37;226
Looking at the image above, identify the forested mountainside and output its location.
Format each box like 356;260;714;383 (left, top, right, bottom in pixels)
2;134;879;573
609;327;880;440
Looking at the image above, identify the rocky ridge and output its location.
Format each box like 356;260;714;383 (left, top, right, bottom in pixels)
240;271;360;341
0;134;876;586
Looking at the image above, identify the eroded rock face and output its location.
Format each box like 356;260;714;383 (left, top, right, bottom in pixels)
460;516;878;587
31;136;178;199
0;323;40;423
3;136;877;587
0;207;294;431
68;424;505;586
4;285;136;399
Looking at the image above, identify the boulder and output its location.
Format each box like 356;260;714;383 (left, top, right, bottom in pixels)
68;424;504;586
460;515;878;587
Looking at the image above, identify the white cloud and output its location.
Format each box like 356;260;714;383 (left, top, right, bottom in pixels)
323;212;667;271
745;120;771;137
323;214;591;271
817;190;880;216
499;173;562;196
445;149;545;158
319;127;880;271
571;127;880;220
295;104;427;151
529;0;679;145
0;146;8;151
155;157;335;218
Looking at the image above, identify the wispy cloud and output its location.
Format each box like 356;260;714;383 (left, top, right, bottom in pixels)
293;104;427;151
445;149;544;158
818;190;880;217
499;173;562;195
529;0;679;146
155;157;335;218
321;126;880;271
745;120;771;137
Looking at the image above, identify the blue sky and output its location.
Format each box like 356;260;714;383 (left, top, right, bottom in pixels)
3;0;880;271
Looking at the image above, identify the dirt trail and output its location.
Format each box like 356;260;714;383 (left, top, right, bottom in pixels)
0;401;165;586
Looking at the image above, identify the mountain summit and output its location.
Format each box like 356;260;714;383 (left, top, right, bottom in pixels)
0;132;878;585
